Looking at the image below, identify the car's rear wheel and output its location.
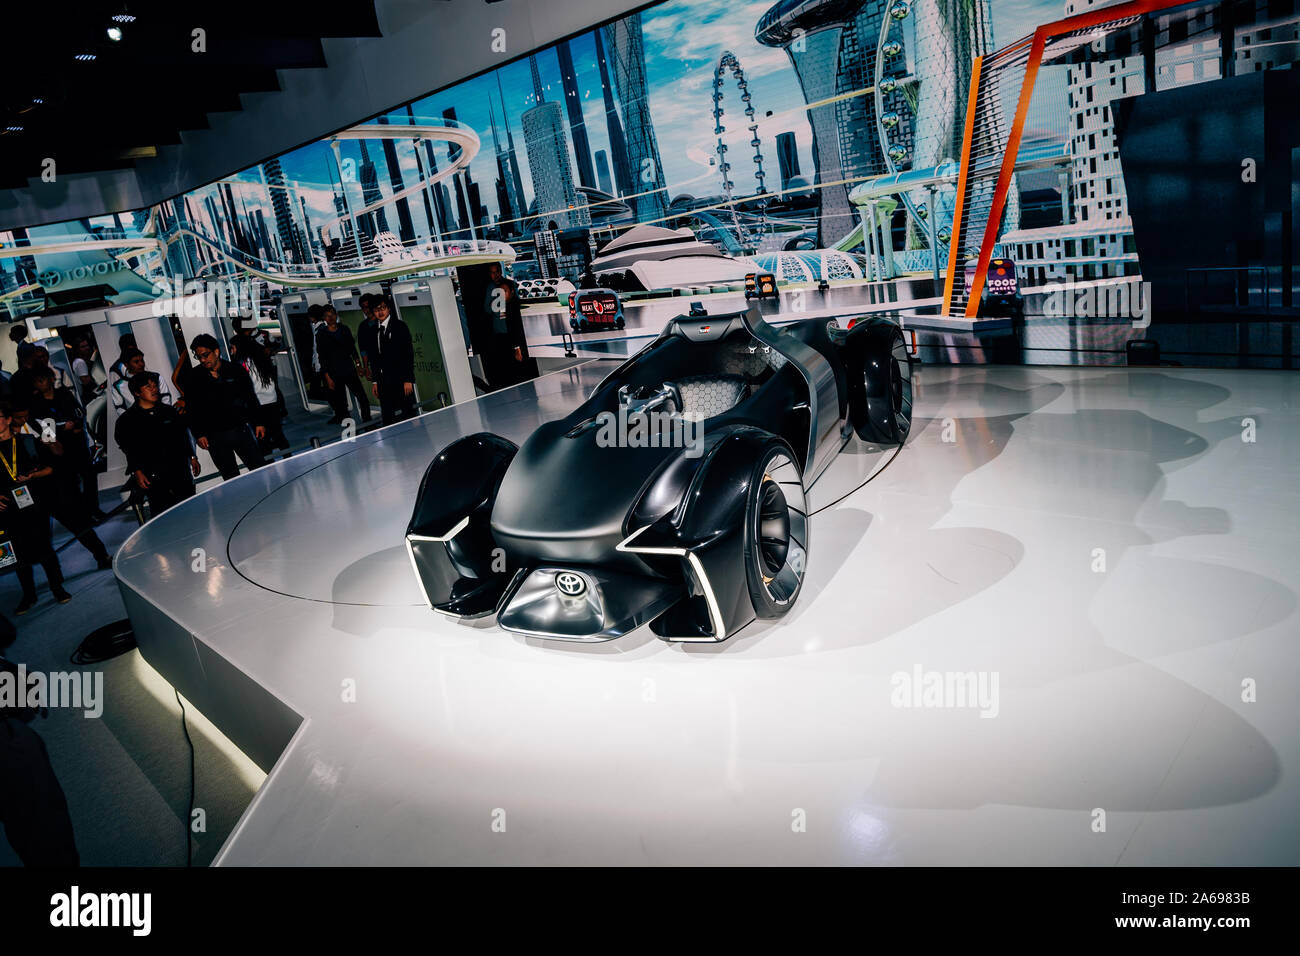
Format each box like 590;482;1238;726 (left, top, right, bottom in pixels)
854;322;913;445
743;444;808;619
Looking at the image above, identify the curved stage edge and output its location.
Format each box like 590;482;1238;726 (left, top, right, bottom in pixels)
115;362;1300;865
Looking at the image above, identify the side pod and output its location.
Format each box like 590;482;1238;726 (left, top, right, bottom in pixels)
630;427;784;643
406;433;518;617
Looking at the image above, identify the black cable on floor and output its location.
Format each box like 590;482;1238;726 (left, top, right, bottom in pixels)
175;687;195;868
70;619;137;665
69;621;136;665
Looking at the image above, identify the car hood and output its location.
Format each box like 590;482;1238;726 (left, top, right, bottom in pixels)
490;418;683;567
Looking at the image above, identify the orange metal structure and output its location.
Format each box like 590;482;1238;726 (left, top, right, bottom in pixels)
950;0;1199;318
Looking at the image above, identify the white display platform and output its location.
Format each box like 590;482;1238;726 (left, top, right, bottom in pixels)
114;361;1300;865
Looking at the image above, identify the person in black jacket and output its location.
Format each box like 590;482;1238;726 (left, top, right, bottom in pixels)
114;373;201;517
313;304;371;425
8;397;110;570
28;367;106;522
356;295;380;384
0;401;69;614
0;657;80;866
179;334;267;480
482;263;538;390
370;297;416;424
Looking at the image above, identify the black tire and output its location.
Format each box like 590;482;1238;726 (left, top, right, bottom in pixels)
853;322;913;445
616;317;625;330
743;443;809;619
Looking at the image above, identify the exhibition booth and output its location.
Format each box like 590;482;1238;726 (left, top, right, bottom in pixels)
1;0;1297;880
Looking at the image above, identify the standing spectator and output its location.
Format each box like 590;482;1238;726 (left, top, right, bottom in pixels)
180;334;267;480
69;337;100;404
5;347;40;405
107;332;136;393
483;262;535;389
28;368;105;522
356;295;379;383
370;296;416;424
307;305;329;401
8;398;111;570
29;346;73;392
110;347;174;411
231;334;291;460
315;305;371;425
114;373;200;517
8;324;35;367
0;401;70;613
0;657;81;866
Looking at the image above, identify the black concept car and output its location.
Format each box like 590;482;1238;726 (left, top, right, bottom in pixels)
405;304;913;643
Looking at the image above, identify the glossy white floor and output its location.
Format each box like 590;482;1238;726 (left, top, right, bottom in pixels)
114;362;1300;865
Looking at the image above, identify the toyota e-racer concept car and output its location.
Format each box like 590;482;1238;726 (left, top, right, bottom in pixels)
405;304;913;643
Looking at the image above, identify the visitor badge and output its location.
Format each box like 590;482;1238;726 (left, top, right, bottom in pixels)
11;484;33;509
0;541;15;569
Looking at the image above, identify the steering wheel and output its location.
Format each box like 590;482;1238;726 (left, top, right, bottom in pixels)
618;383;682;415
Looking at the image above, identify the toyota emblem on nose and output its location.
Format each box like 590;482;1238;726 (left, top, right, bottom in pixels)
554;572;586;596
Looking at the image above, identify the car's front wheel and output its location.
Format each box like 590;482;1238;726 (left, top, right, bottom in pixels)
743;444;809;619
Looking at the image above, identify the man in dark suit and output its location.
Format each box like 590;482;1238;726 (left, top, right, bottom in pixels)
370;296;416;425
481;262;538;390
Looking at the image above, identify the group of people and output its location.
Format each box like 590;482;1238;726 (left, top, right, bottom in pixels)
0;292;425;615
1;330;114;615
115;323;292;513
0;320;299;615
311;293;416;426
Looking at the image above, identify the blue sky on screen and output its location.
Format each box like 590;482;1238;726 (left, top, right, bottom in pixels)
231;0;1071;245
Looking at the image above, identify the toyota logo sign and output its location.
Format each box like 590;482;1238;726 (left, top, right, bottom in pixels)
554;572;586;597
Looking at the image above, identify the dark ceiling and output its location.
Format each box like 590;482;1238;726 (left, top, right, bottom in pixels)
0;1;382;191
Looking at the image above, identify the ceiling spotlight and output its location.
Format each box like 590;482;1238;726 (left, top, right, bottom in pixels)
6;126;23;133
107;26;123;41
32;97;43;104
112;13;136;22
75;53;97;61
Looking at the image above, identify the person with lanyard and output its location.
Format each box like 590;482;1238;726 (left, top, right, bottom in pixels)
7;397;111;570
370;296;416;424
114;373;201;517
0;401;70;615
